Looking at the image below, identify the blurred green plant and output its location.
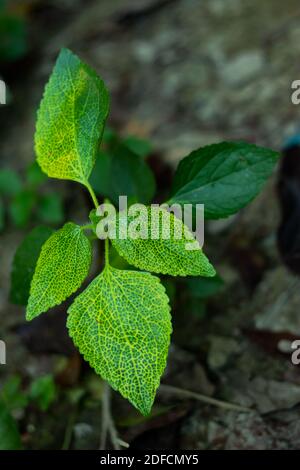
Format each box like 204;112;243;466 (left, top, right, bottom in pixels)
182;274;224;318
0;161;64;231
0;400;21;450
1;375;29;411
90;128;155;206
0;0;27;63
29;375;57;412
10;225;54;305
10;48;279;417
184;274;224;299
1;374;57;413
0;373;57;449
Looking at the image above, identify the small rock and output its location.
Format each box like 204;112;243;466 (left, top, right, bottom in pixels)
221;51;264;86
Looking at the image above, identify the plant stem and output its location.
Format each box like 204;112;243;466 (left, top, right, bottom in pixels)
62;406;77;450
84;186;115;449
100;382;110;450
85;181;99;208
80;224;93;231
159;384;251;413
100;382;122;450
105;237;110;266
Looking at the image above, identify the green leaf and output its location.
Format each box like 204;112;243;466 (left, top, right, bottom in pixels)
0;169;22;196
109;245;130;270
9;190;36;227
35;48;110;185
37;193;64;225
0;400;21;450
170;142;280;219
89;144;156;205
67;267;172;415
10;225;54;305
184;274;224;299
26;161;47;187
122;135;152;158
89;151;110;196
161;279;176;304
26;222;92;320
29;375;57;411
111;206;215;277
102;127;117;144
1;376;28;411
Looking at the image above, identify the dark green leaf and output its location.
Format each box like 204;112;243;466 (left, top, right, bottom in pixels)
26;161;47;187
90;145;156;205
0;169;22;196
109;245;129;270
185;274;224;299
102;127;117;144
9;190;36;227
89;151;111;197
1;376;28;411
123;135;152;158
29;375;57;411
10;225;54;305
37;193;64;224
170;142;280;219
161;279;176;304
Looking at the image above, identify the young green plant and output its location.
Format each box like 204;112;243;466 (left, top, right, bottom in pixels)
11;48;279;415
0;161;64;232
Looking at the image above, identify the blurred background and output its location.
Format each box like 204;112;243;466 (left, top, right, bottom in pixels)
1;0;300;450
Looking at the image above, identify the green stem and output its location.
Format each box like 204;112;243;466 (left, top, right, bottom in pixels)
103;198;113;267
80;224;93;231
62;406;77;450
84;191;112;266
105;237;110;267
85;181;99;209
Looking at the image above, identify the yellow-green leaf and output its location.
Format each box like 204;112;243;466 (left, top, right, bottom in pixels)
111;206;215;277
67;267;172;415
35;48;109;184
26;222;92;320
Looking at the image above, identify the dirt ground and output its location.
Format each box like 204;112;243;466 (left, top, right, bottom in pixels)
1;0;300;449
